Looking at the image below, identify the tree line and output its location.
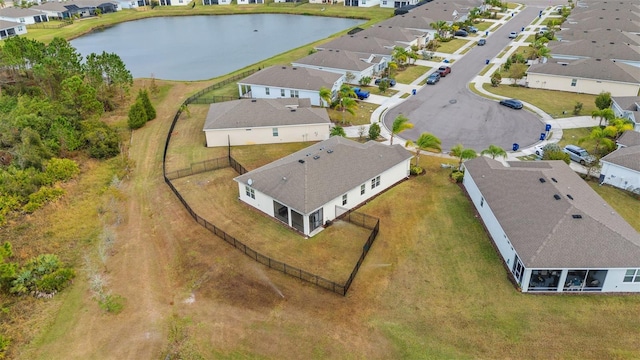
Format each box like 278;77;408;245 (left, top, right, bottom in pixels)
0;36;133;226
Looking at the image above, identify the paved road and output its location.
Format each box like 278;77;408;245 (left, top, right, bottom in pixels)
383;6;549;152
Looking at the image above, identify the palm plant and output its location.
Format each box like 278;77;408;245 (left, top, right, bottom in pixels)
580;127;616;155
319;86;332;108
392;47;409;67
450;144;477;170
405;132;441;167
481;144;507;159
390;115;413;145
591;108;614;127
330;125;346;137
429;20;448;38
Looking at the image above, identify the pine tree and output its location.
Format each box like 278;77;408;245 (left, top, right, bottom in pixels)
138;89;156;121
128;100;148;129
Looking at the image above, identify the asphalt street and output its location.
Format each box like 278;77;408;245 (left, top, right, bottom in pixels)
383;6;551;152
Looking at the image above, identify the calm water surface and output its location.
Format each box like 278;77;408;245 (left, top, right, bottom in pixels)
71;14;364;80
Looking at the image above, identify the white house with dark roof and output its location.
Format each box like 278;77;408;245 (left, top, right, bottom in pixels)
201;0;231;5
0;8;48;25
611;97;640;132
599;131;640;193
292;49;388;84
234;136;413;237
33;0;120;19
344;0;380;8
0;20;26;39
203;98;331;147
237;66;343;107
463;157;640;293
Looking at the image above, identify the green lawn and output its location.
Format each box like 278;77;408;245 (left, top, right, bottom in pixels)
482;84;598;118
394;64;430;84
436;38;469;54
327;101;378;126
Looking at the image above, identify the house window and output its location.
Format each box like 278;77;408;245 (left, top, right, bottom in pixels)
480;197;484;207
342;194;347;205
245;186;255;199
623;269;640;283
382;0;387;4
19;18;25;23
571;79;577;87
360;184;365;195
290;90;299;98
281;89;285;96
371;175;380;189
272;128;278;137
265;87;270;95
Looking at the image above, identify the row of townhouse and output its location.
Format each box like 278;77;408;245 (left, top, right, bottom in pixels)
0;0;120;38
200;0;486;11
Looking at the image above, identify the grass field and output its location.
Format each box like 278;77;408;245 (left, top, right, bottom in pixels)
436;38;469;54
394;64;430;84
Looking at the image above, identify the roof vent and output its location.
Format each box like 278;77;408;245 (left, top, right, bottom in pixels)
251;99;257;102
596;58;601;61
551;177;557;183
609;42;614;45
313;155;320;160
298;159;305;164
282;66;286;69
292;67;297;70
539;178;546;183
567;194;574;200
591;40;596;43
327;149;333;153
572;214;583;219
290;109;296;112
553;194;561;200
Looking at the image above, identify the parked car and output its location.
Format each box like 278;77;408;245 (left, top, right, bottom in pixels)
352;87;370;100
538;26;548;34
478;39;486;46
374;78;396;87
499;98;523;109
509;31;518;39
563;145;596;165
454;30;468;37
467;25;478;33
534;145;545;157
436;66;451;77
426;73;440;85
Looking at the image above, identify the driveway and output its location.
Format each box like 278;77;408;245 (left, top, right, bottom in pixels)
383;6;549;153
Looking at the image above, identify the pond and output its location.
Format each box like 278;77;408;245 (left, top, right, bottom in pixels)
71;14;365;81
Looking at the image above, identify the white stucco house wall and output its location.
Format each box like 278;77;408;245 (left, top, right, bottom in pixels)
379;0;418;9
238;65;344;107
203;98;331;147
292;50;387;85
237;0;263;4
599;131;640;193
0;20;26;39
201;0;231;5
234;136;413;237
344;0;380;8
463;157;640;293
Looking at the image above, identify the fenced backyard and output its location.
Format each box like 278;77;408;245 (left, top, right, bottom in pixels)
162;70;381;295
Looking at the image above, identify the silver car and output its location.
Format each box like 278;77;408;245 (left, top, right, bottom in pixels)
563;145;596;165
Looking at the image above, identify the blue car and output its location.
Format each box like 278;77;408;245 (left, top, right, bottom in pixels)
499;98;523;109
352;87;370;100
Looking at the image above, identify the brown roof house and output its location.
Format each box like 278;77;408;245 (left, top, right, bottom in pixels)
203;98;331;147
599;131;640;193
234;136;413;237
463;157;640;293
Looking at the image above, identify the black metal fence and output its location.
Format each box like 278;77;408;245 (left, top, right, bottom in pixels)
161;69;380;296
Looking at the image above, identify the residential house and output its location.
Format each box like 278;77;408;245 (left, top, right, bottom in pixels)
202;0;231;5
463;157;640;293
203;98;331;147
234;136;413;237
237;0;264;4
33;0;120;19
0;20;26;39
0;8;48;25
315;34;397;57
611;97;640;132
344;0;380;8
379;0;419;9
237;65;343;106
599;131;640;192
356;25;428;50
292;49;387;85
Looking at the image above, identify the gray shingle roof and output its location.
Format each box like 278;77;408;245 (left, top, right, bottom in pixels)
376;14;436;31
316;35;396;56
235;136;412;214
292;49;380;72
612;96;640;113
464;157;640;268
527;58;640;83
237;65;342;90
548;35;640;62
0;7;47;17
203;98;329;130
33;2;73;11
617;130;640;147
601;145;640;172
357;25;426;44
0;19;21;29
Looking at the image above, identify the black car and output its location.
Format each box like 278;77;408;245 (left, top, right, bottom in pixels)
426;73;440;85
375;78;397;87
499;99;524;109
478;39;486;46
454;30;468;37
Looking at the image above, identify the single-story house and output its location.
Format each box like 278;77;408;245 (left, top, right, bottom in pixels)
315;34;397;58
291;50;387;85
237;0;263;4
344;0;380;8
203;98;331;147
356;25;427;50
234;136;413;237
0;8;48;24
599;131;640;192
463;157;640;293
237;66;343;107
611;97;640;132
202;0;231;5
158;0;191;6
379;0;418;9
0;20;26;39
526;58;640;97
33;0;120;19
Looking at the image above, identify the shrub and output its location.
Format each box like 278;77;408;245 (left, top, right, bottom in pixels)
368;123;381;140
22;186;65;213
0;334;10;360
543;149;571;164
128;100;148;130
573;102;583;115
81;120;120;159
137;89;156;121
359;76;372;86
44;158;80;184
36;268;75;293
450;170;464;183
410;166;423;175
99;294;125;314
